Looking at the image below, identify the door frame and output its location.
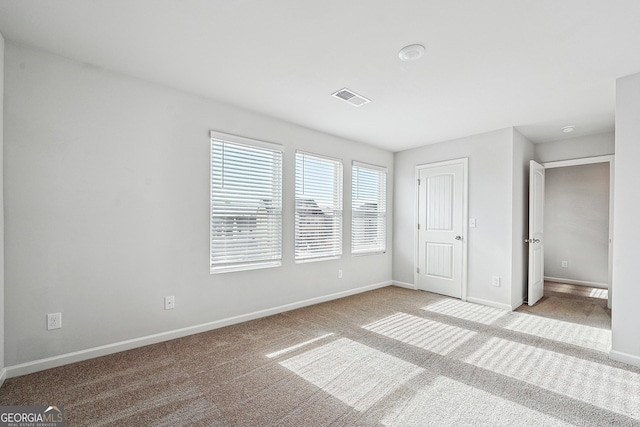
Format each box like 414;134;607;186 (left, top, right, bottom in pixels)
542;155;614;309
414;158;469;301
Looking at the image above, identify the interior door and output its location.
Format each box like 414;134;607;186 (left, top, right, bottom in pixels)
528;160;545;306
417;162;465;298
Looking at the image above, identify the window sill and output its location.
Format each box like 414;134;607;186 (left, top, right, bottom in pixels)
210;260;281;274
295;255;342;264
351;250;386;257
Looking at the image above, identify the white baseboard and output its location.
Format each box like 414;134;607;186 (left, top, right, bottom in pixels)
0;368;6;388
392;281;417;290
609;349;640;368
6;280;392;379
544;276;608;289
466;297;513;312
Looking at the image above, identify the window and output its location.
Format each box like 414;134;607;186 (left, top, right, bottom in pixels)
352;162;387;254
295;151;343;261
210;131;282;273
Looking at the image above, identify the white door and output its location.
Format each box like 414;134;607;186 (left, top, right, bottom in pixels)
417;161;466;299
528;160;545;306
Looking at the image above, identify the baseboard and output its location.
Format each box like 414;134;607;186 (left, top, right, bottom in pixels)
0;368;6;388
609;349;640;368
6;280;392;379
544;276;608;289
466;297;513;312
392;281;417;290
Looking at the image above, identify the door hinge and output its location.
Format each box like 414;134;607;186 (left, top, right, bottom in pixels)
417;223;420;230
417;179;421;186
417;267;420;274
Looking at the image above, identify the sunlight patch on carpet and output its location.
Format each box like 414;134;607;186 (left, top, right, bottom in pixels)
363;312;476;355
381;376;572;426
465;337;640;419
279;338;424;412
266;333;334;358
421;299;508;325
503;313;611;352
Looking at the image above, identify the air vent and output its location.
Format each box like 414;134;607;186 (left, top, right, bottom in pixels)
331;88;371;107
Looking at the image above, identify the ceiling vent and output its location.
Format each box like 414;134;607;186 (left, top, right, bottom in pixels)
331;88;371;107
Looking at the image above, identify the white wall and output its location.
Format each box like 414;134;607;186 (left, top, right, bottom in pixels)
3;42;393;370
393;128;518;309
0;32;5;383
535;132;614;163
611;72;640;368
544;163;609;286
512;129;535;308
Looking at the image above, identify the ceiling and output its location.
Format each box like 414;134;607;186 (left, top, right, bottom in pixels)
1;0;639;152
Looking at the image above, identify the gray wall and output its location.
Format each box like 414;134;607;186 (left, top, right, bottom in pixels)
535;132;614;163
393;128;519;309
0;32;5;380
544;163;610;285
612;71;640;367
3;42;393;367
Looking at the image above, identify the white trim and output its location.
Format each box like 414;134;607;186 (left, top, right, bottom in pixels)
609;349;640;368
466;297;513;312
5;281;392;379
352;160;388;172
542;155;614;169
295;255;342;264
0;368;6;388
544;276;608;289
414;158;469;301
210;260;281;274
209;130;283;152
296;149;342;164
393;281;418;290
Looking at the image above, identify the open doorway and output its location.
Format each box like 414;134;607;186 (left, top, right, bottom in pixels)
523;155;613;327
543;156;613;309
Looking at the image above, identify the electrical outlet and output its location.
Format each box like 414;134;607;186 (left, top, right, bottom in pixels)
164;296;175;310
561;261;568;268
338;269;343;279
47;312;62;330
492;276;501;287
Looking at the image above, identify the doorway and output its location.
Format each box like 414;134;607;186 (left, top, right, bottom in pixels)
527;155;614;309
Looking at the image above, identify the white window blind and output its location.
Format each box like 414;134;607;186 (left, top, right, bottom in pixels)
295;151;343;261
352;162;387;254
210;133;282;273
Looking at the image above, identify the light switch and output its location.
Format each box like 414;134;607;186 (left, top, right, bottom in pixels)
469;218;477;228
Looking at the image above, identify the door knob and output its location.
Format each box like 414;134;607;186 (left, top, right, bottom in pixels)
455;235;462;240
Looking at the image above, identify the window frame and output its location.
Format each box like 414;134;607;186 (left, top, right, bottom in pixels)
351;161;387;256
210;130;283;274
294;150;344;263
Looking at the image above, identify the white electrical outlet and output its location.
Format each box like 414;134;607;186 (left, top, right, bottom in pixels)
165;296;175;310
492;276;501;287
562;261;568;268
47;312;62;330
338;269;343;279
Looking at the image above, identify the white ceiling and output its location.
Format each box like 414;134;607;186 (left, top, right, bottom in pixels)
1;0;639;152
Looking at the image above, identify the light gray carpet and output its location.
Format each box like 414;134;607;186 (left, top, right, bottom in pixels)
1;286;637;426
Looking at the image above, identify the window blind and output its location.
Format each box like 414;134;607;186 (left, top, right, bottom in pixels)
210;135;283;273
352;162;387;254
295;151;343;261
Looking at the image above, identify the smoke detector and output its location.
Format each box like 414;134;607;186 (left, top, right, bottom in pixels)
398;44;426;62
331;88;371;107
561;125;575;133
